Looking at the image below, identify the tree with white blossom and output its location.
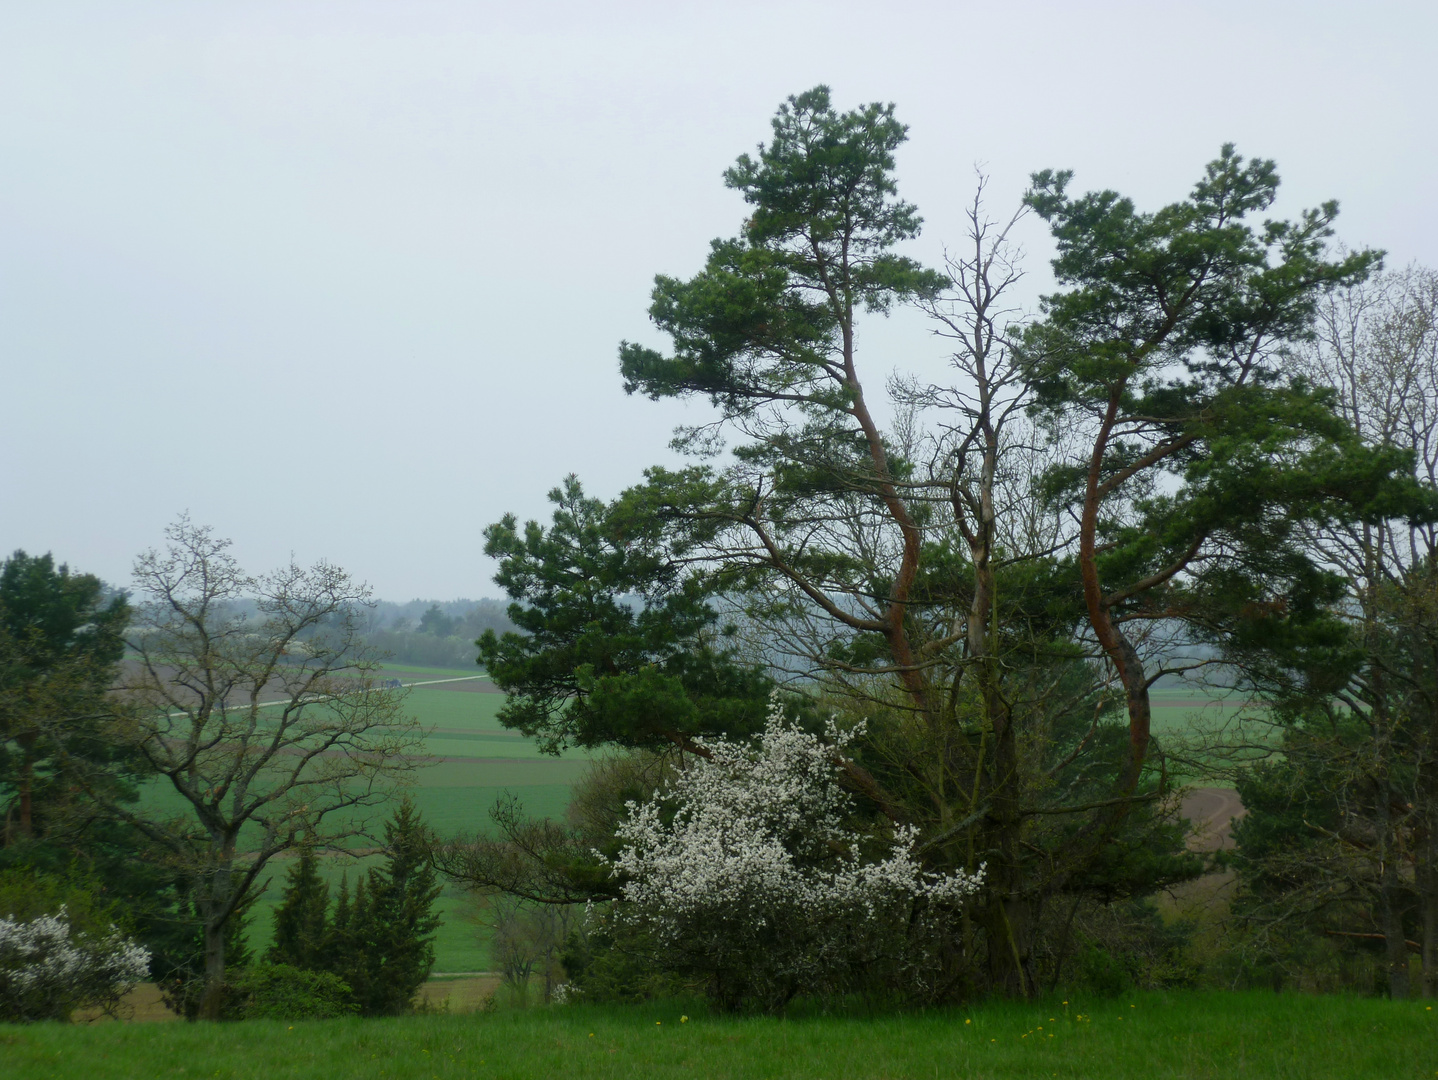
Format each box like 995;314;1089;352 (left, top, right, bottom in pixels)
0;907;150;1022
601;697;983;1011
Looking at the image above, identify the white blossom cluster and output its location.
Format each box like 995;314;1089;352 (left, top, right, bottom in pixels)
600;697;982;1007
0;907;151;1022
549;981;583;1004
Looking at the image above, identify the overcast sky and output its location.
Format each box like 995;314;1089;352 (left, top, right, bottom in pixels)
3;1;1433;600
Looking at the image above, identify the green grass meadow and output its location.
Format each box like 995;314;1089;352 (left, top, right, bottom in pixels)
5;992;1435;1079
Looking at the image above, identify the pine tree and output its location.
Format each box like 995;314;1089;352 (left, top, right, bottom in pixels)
267;845;330;970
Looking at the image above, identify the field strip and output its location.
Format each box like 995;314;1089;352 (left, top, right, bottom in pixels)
429;755;575;765
164;673;493;717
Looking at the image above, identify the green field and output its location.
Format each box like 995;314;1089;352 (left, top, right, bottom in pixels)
397;677;591;836
1147;682;1273;782
5;992;1435;1079
1149;683;1258;735
238;668;593;973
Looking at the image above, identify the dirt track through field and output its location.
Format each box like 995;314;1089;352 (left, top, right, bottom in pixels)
382;670;502;693
1180;787;1246;851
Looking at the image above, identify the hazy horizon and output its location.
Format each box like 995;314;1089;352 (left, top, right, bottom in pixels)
5;1;1434;597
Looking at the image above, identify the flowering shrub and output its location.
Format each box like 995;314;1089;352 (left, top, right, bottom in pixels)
601;698;983;1011
549;981;582;1004
0;906;151;1022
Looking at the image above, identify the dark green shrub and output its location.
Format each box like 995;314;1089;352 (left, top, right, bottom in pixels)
1076;945;1133;997
560;918;692;1004
1054;898;1198;996
220;963;356;1020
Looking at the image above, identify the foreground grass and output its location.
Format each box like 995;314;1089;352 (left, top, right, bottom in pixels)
4;992;1435;1080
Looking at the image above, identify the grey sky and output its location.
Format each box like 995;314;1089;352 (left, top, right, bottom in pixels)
3;1;1433;600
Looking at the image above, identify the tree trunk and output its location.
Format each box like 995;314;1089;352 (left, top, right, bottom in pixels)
1380;874;1411;999
1078;397;1152;793
198;915;228;1019
983;707;1031;998
197;861;233;1020
16;729;36;839
1421;829;1438;999
983;892;1031;998
959;439;1037;999
1376;780;1411;999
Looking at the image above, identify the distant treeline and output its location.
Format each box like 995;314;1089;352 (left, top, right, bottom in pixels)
365;599;514;670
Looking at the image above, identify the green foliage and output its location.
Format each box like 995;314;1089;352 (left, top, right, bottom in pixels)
610;85;947;665
267;847;330;970
478;477;773;754
219;963;357;1021
1075;945;1133;997
1023;149;1409;606
0;866;124;933
620;85;942;412
328;797;443;1016
475;93;950;844
0;550;134;845
418;605;458;638
1020;146;1416;792
1062;899;1198;997
0;554;199;1011
1025;146;1376;400
1222;713;1418;992
0;551;127;681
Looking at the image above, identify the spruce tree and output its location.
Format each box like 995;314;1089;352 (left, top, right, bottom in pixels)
267;845;330;970
329;798;441;1015
327;874;373;1006
329;872;351;941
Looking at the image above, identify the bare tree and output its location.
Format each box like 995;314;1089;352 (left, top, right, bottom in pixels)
468;892;578;1004
97;517;426;1018
1289;265;1438;997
